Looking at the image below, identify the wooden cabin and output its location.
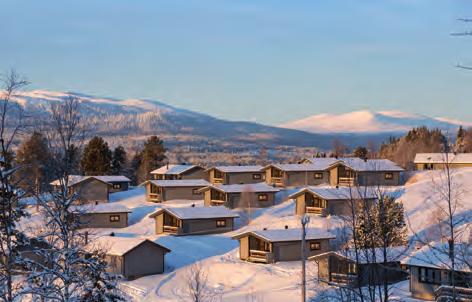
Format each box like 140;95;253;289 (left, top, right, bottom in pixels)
310;247;408;287
150;164;206;180
402;243;472;300
327;158;403;187
149;206;239;235
232;228;335;263
262;163;333;187
289;186;378;216
142;179;210;203
206;165;264;185
50;175;130;204
96;237;171;280
414;153;472;170
71;203;131;228
199;183;280;208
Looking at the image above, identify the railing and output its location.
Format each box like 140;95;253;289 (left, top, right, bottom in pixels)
306;207;325;216
338;177;356;186
271;177;284;186
435;285;472;302
213;178;224;184
330;273;358;285
148;193;161;202
249;250;271;263
210;199;225;206
163;225;179;234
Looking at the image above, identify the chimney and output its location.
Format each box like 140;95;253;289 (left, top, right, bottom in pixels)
335;185;339;189
285;225;288;229
85;231;89;244
95;201;98;205
263;227;267;231
191;204;195;207
166;163;169;169
110;232;115;237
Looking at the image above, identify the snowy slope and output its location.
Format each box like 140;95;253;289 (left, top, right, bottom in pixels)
282;110;472;134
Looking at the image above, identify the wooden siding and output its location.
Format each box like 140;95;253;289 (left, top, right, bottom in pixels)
145;184;204;202
122;241;166;279
154;212;234;235
209;169;264;185
77;212;128;228
108;181;129;193
72;178;109;204
416;162;472;170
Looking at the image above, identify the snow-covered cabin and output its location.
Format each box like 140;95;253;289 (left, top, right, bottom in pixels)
71;203;131;228
206;165;264;185
150;164;206;180
50;175;131;204
309;246;409;287
402;243;472;300
232;228;335;263
414;153;472;170
289;186;378;216
95;236;171;280
199;182;280;208
141;179;210;203
149;206;239;235
261;161;336;187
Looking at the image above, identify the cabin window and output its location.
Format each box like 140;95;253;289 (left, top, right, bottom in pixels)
113;183;122;189
314;172;323;179
419;267;442;284
258;194;268;201
252;173;262;180
313;197;326;208
216;219;226;227
109;215;120;222
192;188;201;195
214;170;223;179
150;184;161;194
211;190;225;201
348;263;357;275
384;173;393;180
271;168;283;178
309;241;321;250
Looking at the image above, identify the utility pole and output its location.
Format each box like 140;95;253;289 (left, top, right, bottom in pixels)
301;214;310;302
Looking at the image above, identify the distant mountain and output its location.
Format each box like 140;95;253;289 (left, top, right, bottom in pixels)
281;110;472;134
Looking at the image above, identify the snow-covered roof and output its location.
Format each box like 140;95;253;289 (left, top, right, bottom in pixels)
402;242;471;272
264;163;332;172
309;246;409;264
150;164;202;175
149;206;239;220
414;153;472;164
233;228;335;242
144;179;210;187
289;186;378;200
92;236;171;256
330;158;404;172
299;157;340;166
206;165;263;173
70;203;131;214
201;182;279;194
50;175;130;187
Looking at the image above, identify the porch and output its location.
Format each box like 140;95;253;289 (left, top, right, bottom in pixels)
163;213;181;234
336;166;357;186
210;189;227;206
305;193;327;216
248;236;273;263
148;193;162;203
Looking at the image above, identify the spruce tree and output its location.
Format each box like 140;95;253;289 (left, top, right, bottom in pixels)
81;136;112;175
16;132;52;194
111;145;127;175
353;146;368;160
135;136;166;183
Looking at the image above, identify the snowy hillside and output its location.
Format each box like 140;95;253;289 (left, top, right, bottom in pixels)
282;110;472;134
19;168;472;301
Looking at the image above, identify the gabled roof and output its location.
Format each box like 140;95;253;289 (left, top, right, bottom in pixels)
205;165;263;173
288;186;378;200
263;163;332;172
149;206;239;220
70;203;131;214
414;153;472;164
402;242;471;272
309;246;409;264
150;164;203;175
200;182;279;194
329;158;404;172
299;157;340;166
50;175;130;187
232;228;335;242
93;236;171;256
142;179;210;187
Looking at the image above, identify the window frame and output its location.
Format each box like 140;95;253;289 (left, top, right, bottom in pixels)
113;183;122;189
418;267;442;285
252;173;262;180
314;172;324;180
309;241;321;251
384;172;394;180
192;188;201;195
216;219;227;228
258;193;269;201
109;215;121;222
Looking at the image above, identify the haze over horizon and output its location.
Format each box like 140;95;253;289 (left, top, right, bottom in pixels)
2;0;472;124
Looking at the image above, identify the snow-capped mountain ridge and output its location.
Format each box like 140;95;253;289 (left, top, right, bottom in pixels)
282;110;472;134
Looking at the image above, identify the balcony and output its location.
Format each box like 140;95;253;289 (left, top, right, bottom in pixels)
338;177;356;186
271;177;284;186
163;225;179;234
148;193;162;203
330;273;358;285
210;199;226;206
213;178;224;184
306;207;326;216
248;250;273;263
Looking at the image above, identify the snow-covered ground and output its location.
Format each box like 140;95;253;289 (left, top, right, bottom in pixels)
20;169;472;301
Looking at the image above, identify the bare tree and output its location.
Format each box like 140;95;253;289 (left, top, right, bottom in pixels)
184;263;217;302
0;70;29;302
238;185;254;225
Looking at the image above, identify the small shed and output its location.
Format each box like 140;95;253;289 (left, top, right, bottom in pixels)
200;182;279;208
142;179;210;203
149;206;239;235
206;165;264;185
95;236;171;280
71;203;131;228
232;228;335;263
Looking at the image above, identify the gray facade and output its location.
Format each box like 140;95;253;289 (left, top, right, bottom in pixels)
203;188;276;209
71;178;110;204
152;211;235;235
77;212;129;228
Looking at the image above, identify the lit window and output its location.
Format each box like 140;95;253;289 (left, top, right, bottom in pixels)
109;215;120;222
314;173;323;179
113;184;122;189
385;173;393;180
253;174;262;180
258;194;268;201
216;220;226;227
192;188;201;195
309;241;321;250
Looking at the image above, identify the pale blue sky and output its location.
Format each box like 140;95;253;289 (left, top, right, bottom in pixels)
1;0;472;124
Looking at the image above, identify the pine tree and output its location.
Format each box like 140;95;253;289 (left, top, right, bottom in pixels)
353;146;368;160
16;132;52;194
81;136;112;175
135;136;166;184
111;146;127;175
